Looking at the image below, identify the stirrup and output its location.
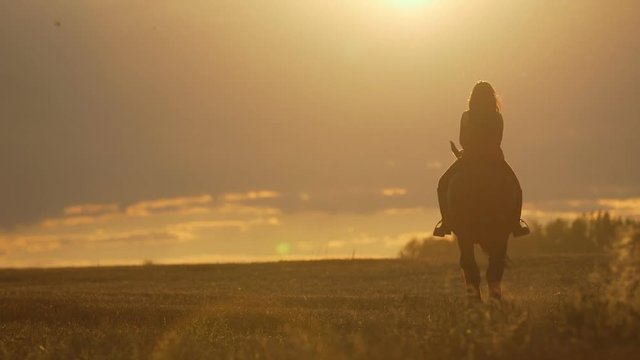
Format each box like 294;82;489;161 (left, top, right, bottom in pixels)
512;219;530;237
433;219;451;237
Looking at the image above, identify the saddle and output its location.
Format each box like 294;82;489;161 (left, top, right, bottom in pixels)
447;143;521;240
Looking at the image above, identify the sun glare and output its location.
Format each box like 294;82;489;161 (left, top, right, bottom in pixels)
389;0;434;9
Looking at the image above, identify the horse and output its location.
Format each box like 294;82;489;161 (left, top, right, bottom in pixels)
446;143;521;301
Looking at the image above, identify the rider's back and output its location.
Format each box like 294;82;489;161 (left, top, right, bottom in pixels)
459;110;504;161
433;81;529;239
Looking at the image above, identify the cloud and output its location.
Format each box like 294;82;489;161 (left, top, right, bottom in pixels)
63;203;119;216
325;236;375;250
126;194;213;216
382;207;424;215
1;191;286;258
597;197;640;216
520;199;603;222
39;195;216;229
40;202;120;228
3;215;283;257
78;215;281;247
381;188;408;197
41;216;104;228
39;194;283;230
521;209;582;222
213;203;281;216
519;197;640;221
168;220;250;233
294;240;317;252
327;240;346;249
221;190;281;202
11;187;433;234
87;229;190;245
0;234;70;255
383;232;431;248
521;196;640;222
325;234;380;253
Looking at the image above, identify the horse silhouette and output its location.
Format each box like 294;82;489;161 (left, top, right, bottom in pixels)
446;142;522;301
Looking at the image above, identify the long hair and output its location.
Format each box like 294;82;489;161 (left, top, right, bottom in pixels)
468;81;501;113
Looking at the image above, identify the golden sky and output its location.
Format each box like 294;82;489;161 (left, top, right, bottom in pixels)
1;0;639;266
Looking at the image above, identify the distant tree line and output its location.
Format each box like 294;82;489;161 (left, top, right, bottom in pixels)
400;212;640;260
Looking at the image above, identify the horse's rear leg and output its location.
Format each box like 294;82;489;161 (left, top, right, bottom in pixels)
486;235;508;300
457;237;481;301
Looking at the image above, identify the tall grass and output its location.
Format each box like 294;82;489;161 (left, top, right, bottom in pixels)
1;232;639;359
561;230;640;355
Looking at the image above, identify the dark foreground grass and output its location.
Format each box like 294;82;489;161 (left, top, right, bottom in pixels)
0;254;638;359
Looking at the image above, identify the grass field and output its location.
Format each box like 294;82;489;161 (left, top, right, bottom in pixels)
1;254;639;359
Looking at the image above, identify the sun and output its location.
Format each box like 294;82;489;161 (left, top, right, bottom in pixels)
389;0;435;8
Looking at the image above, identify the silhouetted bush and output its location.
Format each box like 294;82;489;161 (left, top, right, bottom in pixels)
398;238;458;261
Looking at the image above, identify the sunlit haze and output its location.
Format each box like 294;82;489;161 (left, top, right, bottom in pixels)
1;0;639;267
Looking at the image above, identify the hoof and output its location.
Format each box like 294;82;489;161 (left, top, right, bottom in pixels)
466;285;482;304
488;282;502;301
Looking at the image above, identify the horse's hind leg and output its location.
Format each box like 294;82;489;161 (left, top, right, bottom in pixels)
486;235;508;300
457;237;481;301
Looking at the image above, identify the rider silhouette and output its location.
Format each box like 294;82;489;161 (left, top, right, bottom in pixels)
433;81;529;237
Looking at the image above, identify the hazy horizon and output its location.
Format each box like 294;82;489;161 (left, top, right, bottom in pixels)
2;0;640;267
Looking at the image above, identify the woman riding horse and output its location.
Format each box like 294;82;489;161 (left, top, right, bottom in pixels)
434;81;529;301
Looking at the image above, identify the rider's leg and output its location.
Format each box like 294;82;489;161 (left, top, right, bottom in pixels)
434;160;461;236
504;161;529;237
486;236;508;300
457;237;481;301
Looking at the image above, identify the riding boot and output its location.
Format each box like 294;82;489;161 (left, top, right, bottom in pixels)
512;219;530;237
433;220;451;237
434;186;452;237
511;196;529;237
488;282;502;301
506;162;529;237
